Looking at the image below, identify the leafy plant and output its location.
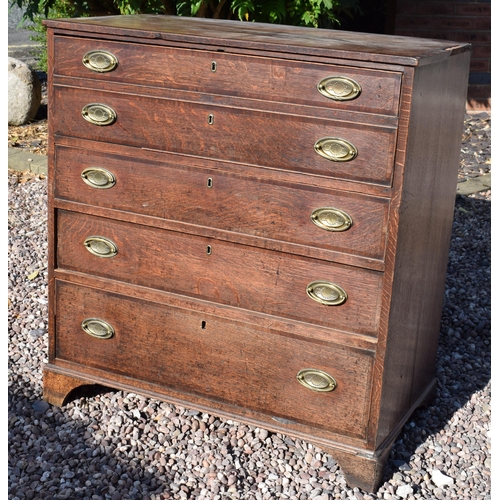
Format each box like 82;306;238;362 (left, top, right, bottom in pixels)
12;0;360;24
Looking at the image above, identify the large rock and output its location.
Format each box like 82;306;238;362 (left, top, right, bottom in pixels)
8;57;41;125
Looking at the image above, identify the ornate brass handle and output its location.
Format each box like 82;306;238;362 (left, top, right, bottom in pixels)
314;138;357;162
81;167;116;189
311;208;352;232
81;318;114;339
82;104;117;126
84;236;118;258
82;50;118;73
306;281;347;306
297;369;337;392
317;76;361;101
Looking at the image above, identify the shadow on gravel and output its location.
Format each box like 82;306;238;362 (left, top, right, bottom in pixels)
382;194;491;482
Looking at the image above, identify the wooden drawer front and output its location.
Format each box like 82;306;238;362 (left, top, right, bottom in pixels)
57;210;383;335
55;145;390;261
55;280;374;438
54;36;401;116
53;86;397;186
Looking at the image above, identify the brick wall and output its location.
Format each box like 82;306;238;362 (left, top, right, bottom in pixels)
392;0;491;110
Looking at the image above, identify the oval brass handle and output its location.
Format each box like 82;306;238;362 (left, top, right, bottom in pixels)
81;167;116;189
311;208;352;232
82;50;118;73
84;236;118;258
317;76;361;101
82;103;117;126
297;369;337;392
314;138;357;162
81;318;114;339
306;281;347;306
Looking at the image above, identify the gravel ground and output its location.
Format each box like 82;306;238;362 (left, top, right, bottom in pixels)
8;113;491;499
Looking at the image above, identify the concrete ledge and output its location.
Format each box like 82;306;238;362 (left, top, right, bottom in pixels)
456;173;491;196
8;148;47;176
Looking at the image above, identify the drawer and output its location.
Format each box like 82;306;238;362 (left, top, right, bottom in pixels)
56;210;383;335
54;36;402;116
55;280;374;439
53;86;397;186
55;145;390;261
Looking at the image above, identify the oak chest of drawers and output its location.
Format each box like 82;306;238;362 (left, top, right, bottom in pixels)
43;15;471;492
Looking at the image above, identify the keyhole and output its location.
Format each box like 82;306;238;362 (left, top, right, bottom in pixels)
208;114;214;125
211;61;217;72
201;320;207;329
206;245;212;255
207;177;213;188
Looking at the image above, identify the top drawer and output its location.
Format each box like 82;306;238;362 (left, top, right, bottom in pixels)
53;36;402;116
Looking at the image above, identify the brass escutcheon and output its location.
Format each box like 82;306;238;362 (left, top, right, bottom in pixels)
82;50;118;73
297;369;337;392
306;281;347;306
314;138;357;162
317;76;361;101
81;167;116;189
81;318;114;339
310;207;352;232
84;236;118;258
82;103;117;126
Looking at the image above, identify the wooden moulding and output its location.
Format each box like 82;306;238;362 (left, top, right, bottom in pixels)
43;366;95;407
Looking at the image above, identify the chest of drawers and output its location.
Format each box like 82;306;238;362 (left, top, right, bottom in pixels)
42;15;470;492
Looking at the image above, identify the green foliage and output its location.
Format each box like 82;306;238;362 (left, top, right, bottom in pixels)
231;0;360;27
10;0;361;70
12;0;360;24
12;0;87;71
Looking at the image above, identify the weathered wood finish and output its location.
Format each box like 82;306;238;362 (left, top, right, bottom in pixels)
56;210;383;335
54;144;390;262
45;15;469;66
52;85;398;185
54;35;402;115
56;280;374;438
43;15;471;492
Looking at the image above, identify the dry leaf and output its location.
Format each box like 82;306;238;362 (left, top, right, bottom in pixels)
27;270;39;280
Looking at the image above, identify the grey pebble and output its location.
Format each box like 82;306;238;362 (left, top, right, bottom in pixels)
31;400;50;414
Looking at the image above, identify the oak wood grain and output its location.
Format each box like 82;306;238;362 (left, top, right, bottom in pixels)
44;15;470;66
55;279;374;438
56;209;383;335
54;144;390;262
54;35;402;116
43;15;471;493
52;85;398;186
373;50;471;448
53;135;395;199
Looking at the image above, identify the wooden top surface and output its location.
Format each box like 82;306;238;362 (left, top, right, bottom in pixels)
44;14;470;66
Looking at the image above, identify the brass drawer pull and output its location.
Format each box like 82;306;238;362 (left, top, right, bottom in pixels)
306;281;347;306
81;318;114;339
314;138;357;162
82;103;117;126
84;236;118;258
297;369;337;392
317;76;361;101
311;208;352;232
81;167;116;189
82;50;118;73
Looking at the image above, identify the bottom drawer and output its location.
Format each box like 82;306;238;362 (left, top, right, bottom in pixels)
54;280;374;439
